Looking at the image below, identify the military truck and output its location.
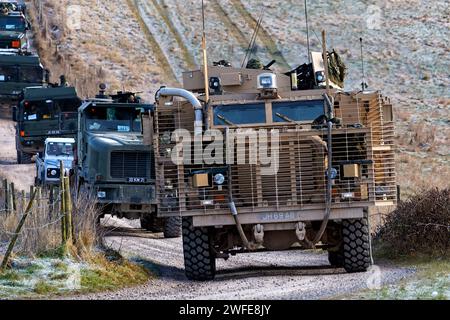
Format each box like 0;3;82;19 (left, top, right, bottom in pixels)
150;46;397;280
76;88;181;238
13;84;80;163
0;7;30;51
0;53;46;100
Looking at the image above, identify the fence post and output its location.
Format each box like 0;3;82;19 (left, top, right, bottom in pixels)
49;185;54;219
21;190;25;213
64;177;73;243
3;179;8;213
1;189;37;271
11;183;17;213
60;161;67;244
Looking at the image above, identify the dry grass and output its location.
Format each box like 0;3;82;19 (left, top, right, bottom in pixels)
0;186;101;258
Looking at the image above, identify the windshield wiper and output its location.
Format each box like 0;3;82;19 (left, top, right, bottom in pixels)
275;112;301;125
217;114;236;126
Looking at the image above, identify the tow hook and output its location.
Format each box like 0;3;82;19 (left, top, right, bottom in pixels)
253;224;264;244
295;222;306;241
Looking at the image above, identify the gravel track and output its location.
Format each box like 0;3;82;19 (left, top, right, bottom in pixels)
72;217;415;300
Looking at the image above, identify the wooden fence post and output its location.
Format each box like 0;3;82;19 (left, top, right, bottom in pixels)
60;161;67;244
3;179;8;213
64;177;73;243
1;189;37;271
10;183;17;213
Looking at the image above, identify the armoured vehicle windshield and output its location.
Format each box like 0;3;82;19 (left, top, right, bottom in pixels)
0;15;26;32
84;106;143;133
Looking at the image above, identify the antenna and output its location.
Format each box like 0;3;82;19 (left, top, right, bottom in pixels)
201;0;210;103
241;8;263;68
360;37;368;92
304;0;311;63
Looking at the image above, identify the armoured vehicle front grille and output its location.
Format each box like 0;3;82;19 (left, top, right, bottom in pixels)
110;152;151;179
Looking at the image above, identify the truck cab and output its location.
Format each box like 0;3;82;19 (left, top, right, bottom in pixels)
0;7;30;52
13;85;81;163
76;88;181;238
35;137;75;186
0;53;45;100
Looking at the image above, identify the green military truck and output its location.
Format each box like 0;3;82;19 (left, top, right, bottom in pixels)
0;53;46;100
76;88;181;238
13;84;80;163
0;8;30;51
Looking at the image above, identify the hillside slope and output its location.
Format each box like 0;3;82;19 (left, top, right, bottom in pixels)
28;0;449;194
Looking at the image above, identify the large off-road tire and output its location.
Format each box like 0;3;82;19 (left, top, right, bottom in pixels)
140;215;160;232
342;218;372;273
17;150;32;164
163;216;181;238
182;217;216;281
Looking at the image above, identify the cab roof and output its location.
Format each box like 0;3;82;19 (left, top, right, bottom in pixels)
22;86;79;101
79;100;154;113
0;53;41;65
45;137;75;144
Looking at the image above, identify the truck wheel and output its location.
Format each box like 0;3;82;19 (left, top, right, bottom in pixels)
17;151;32;164
140;215;160;232
182;217;216;281
342;218;372;273
163;216;181;238
328;250;344;267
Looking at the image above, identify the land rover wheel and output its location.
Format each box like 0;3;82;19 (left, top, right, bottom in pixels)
140;215;160;232
342;218;372;273
163;216;181;238
182;217;216;281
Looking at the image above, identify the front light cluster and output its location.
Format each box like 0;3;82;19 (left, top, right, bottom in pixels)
46;168;60;178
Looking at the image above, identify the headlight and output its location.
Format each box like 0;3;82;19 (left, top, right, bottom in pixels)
341;192;355;200
50;169;57;176
213;173;225;185
316;71;325;83
97;191;106;199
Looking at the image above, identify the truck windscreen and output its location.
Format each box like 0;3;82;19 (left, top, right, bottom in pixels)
213;103;266;126
22;98;79;121
0;65;43;83
0;16;26;31
85;106;142;132
272;100;325;123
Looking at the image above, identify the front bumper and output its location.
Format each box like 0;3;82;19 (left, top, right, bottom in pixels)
192;207;366;228
94;183;156;205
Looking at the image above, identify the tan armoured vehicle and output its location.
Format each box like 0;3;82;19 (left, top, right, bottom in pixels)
148;45;397;280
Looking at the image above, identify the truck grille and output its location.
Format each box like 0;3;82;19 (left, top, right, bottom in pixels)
110;152;151;179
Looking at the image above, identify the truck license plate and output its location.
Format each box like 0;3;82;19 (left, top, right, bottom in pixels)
128;177;146;183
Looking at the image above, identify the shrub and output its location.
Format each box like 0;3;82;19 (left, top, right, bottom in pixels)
374;188;450;257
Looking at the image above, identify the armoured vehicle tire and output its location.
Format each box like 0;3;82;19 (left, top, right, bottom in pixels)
140;216;159;232
18;151;32;164
328;250;344;267
342;218;371;273
163;216;181;238
182;217;216;281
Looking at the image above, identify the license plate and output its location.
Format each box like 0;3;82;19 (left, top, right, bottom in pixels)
128;177;146;183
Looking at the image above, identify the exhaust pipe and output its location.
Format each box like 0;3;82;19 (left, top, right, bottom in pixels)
156;87;203;136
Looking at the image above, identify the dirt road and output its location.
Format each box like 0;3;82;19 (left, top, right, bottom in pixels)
71;217;415;300
0;103;34;191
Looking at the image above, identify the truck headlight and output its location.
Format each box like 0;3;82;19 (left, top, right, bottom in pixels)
341;192;355;200
213;173;225;185
97;191;106;199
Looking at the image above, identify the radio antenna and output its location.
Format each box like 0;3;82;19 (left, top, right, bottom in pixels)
304;0;311;63
202;0;209;102
241;8;263;68
360;37;367;92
